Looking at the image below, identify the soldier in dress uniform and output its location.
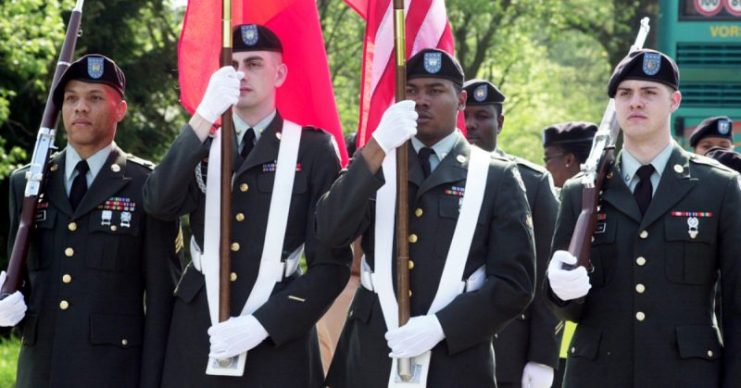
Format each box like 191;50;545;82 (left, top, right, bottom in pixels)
689;116;734;155
464;79;561;388
318;48;536;388
541;122;598;188
0;54;181;387
545;49;741;387
143;24;350;387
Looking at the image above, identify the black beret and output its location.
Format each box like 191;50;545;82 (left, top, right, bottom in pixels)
233;24;282;53
689;116;733;147
607;49;679;98
407;48;464;86
53;54;126;106
705;148;741;174
542;121;598;147
463;79;506;106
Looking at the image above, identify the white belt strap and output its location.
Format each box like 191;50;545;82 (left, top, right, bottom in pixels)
373;144;490;387
200;121;302;376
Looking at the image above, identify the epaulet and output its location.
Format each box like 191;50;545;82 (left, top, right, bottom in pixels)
127;154;155;170
513;156;548;175
690;153;735;173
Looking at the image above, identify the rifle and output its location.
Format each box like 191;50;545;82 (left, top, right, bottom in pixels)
568;17;651;270
392;0;412;381
1;0;85;298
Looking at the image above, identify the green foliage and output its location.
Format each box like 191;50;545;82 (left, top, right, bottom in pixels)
0;336;19;387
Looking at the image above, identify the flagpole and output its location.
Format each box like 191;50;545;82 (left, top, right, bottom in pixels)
219;0;234;324
393;0;412;381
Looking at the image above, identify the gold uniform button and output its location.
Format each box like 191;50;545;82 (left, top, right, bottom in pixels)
239;183;249;192
414;208;424;217
230;242;240;252
50;164;59;172
64;248;74;257
408;290;413;297
636;311;646;321
674;164;684;174
110;225;117;232
121;339;129;346
640;230;649;239
636;256;647;266
62;274;72;284
635;284;645;294
408;234;418;243
111;164;121;173
235;213;245;222
59;300;69;310
408;260;415;270
707;350;714;358
570;346;576;354
230;272;238;282
67;222;77;232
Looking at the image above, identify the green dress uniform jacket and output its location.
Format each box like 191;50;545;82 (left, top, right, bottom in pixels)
8;146;181;388
494;154;562;386
317;137;536;388
547;144;741;387
143;113;350;388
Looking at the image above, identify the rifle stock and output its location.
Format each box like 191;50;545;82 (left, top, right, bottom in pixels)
2;0;85;298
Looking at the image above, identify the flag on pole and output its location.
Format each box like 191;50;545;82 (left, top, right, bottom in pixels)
345;0;457;148
178;0;348;165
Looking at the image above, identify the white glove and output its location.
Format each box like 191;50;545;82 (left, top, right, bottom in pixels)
385;314;445;358
0;271;27;327
195;66;245;124
371;100;418;154
547;250;591;301
521;361;554;388
208;314;269;359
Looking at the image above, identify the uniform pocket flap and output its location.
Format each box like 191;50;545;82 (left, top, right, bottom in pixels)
676;325;721;360
174;264;204;304
88;210;140;236
90;313;143;348
665;216;713;243
569;325;602;360
348;287;375;324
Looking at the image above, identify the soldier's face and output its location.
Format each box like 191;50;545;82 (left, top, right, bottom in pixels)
465;104;502;152
614;79;681;143
232;51;286;111
406;77;466;146
694;137;733;155
62;80;126;151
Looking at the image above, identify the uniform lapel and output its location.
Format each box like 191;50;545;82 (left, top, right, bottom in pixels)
46;151;73;217
72;146;131;219
641;145;695;228
415;136;468;200
407;142;425;189
601;161;642;223
236;114;282;176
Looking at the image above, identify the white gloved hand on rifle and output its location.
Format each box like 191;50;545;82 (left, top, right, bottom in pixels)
208;314;269;359
371;100;418;155
385;314;445;358
0;271;27;327
547;250;591;301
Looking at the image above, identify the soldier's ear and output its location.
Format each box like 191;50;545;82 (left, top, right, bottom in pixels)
115;100;128;123
457;90;467;111
670;89;682;112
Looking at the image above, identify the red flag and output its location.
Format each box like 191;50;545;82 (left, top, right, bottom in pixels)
347;0;458;148
178;0;348;165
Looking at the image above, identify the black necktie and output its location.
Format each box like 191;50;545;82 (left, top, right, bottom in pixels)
418;147;434;178
240;128;256;160
633;164;655;216
69;160;90;210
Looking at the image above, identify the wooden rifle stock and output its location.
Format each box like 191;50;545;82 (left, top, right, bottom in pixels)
392;0;413;381
219;0;233;323
2;0;85;298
